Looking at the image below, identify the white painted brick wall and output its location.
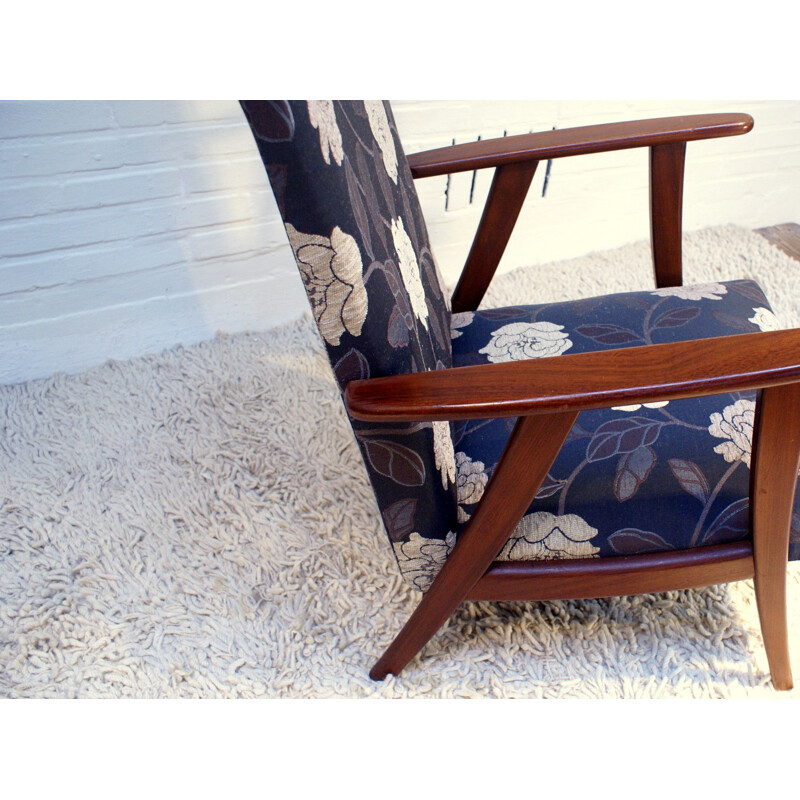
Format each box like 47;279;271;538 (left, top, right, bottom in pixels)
1;100;798;385
395;100;800;281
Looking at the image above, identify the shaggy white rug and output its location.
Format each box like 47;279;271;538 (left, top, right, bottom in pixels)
2;225;799;698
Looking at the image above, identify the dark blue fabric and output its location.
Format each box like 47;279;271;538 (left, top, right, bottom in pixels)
240;101;461;570
451;280;800;562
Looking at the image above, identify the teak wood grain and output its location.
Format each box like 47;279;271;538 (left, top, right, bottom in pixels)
345;329;800;422
468;542;754;601
756;223;800;262
750;382;800;690
407;114;754;177
451;160;539;313
650;141;686;288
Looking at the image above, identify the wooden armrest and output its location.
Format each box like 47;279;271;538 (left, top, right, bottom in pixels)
345;329;800;421
407;113;754;178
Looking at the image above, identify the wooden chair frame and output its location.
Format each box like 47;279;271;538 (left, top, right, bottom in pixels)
343;114;800;688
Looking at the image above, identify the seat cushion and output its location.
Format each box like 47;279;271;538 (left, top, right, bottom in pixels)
449;279;800;565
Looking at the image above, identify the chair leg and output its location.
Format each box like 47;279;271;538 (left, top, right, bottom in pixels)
754;562;792;690
750;382;800;690
370;410;578;680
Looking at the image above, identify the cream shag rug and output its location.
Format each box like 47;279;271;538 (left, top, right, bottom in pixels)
2;226;800;699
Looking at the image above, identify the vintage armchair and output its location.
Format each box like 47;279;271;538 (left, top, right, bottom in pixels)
240;101;800;689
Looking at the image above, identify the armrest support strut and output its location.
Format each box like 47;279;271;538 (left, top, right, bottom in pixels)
430;114;753;311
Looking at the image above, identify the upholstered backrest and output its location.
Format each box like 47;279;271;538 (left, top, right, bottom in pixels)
241;101;459;581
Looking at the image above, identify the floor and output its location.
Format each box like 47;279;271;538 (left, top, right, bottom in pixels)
756;223;800;262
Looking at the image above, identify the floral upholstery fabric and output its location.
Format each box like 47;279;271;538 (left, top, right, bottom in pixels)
449;280;800;589
240;101;460;577
241;100;800;593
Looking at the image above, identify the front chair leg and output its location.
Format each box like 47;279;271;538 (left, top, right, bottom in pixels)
370;410;578;680
750;382;800;690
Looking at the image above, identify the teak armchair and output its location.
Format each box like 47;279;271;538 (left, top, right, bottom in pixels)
241;101;800;689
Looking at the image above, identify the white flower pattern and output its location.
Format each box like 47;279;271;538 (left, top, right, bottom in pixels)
749;307;780;331
498;512;600;561
612;401;670;412
432;421;456;489
364;100;398;183
709;398;755;468
285;223;367;346
393;531;456;592
306;101;343;166
450;311;474;339
650;282;727;301
479;321;573;363
455;452;487;506
391;216;429;329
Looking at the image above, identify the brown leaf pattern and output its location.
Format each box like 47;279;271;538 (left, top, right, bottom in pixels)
363;440;426;487
667;459;710;503
382;499;418;542
613;446;656;502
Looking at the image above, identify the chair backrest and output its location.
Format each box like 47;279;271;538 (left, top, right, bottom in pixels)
241;101;459;573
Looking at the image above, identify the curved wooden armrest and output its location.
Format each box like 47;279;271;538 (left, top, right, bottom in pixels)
345;329;800;421
407;113;754;178
437;113;753;312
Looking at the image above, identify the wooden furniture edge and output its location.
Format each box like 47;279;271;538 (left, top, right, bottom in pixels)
345;329;800;422
468;542;754;601
407;113;754;177
650;142;686;288
749;382;800;689
451;160;539;313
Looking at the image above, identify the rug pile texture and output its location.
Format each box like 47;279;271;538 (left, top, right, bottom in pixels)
2;226;799;698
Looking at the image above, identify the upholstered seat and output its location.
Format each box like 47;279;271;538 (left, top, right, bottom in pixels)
446;281;800;585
